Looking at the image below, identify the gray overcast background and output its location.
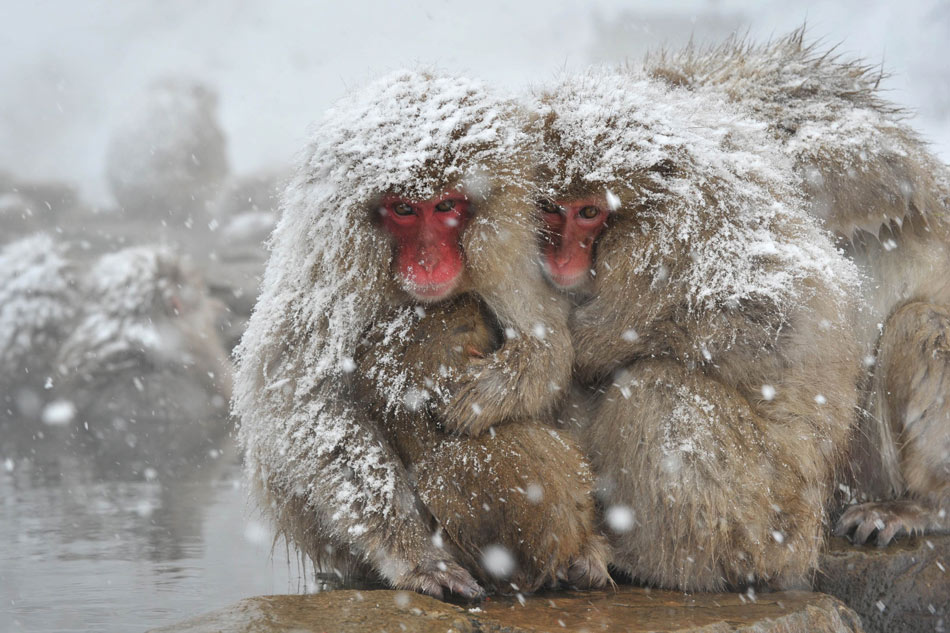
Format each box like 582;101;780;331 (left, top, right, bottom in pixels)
4;0;949;205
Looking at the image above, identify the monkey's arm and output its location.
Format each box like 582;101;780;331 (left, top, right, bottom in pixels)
439;212;574;436
241;378;482;599
837;301;950;545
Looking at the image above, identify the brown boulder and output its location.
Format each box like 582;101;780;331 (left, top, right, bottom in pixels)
818;535;949;633
150;587;863;633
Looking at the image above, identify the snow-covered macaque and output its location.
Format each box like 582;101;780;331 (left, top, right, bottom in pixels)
234;71;575;599
535;69;862;591
0;235;79;438
351;294;609;595
55;246;232;473
105;78;229;225
646;29;950;546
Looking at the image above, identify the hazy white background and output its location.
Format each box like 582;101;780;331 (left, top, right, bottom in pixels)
3;0;949;205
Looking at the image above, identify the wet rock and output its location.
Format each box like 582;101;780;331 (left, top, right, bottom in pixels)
149;587;863;633
817;535;949;633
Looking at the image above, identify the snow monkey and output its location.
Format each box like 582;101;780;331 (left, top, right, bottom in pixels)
56;246;233;473
0;235;79;434
350;294;610;594
534;69;862;591
234;71;576;599
646;29;950;546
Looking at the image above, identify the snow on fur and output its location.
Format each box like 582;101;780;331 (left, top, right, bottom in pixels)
645;29;949;236
57;246;197;376
535;68;858;314
233;71;529;544
0;234;77;382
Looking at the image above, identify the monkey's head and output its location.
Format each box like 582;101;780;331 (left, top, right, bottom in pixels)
532;69;849;316
237;69;534;390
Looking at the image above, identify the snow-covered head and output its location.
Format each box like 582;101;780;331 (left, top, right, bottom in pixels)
57;246;228;386
234;69;533;435
532;68;856;312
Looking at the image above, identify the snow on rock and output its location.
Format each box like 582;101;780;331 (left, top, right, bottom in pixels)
233;69;531;575
105;77;229;221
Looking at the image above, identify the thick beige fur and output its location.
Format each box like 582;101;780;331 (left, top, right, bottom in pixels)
648;29;950;544
537;69;862;590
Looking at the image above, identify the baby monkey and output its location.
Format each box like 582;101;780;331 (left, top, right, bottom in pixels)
352;293;610;596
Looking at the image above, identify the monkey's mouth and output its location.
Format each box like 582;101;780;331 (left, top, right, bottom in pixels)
402;275;462;302
545;267;589;290
543;253;591;291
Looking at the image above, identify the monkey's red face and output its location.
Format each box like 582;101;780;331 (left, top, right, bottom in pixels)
540;197;609;290
379;192;470;302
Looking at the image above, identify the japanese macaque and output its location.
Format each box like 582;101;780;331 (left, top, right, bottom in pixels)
105;78;229;225
535;69;862;591
646;30;950;545
0;235;79;435
350;292;609;595
55;246;232;474
234;71;575;599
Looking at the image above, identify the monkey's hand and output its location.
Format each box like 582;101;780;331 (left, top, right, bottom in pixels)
393;556;485;602
835;499;947;546
437;356;513;435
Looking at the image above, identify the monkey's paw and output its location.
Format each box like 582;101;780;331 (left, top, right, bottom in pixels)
564;537;613;590
835;499;937;546
439;364;513;436
394;558;485;602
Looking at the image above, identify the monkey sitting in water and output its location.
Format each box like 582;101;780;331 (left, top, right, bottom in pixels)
351;288;610;595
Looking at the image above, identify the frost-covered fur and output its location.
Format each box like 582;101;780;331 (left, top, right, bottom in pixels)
647;30;950;544
0;235;79;421
538;69;862;590
234;71;575;595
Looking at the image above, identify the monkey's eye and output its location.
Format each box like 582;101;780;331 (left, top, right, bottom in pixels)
579;206;601;219
434;200;456;212
392;202;414;216
538;199;561;214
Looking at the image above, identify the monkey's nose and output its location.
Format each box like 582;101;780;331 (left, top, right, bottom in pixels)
554;250;573;268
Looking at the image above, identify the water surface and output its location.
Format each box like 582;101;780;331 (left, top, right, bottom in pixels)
0;437;296;633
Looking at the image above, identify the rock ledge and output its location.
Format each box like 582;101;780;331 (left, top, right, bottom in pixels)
150;587;863;633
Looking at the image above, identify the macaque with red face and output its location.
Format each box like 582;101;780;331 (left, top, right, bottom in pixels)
534;70;861;592
236;72;577;600
378;192;469;301
538;197;610;294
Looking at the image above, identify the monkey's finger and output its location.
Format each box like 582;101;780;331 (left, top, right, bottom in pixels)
833;507;863;536
853;517;880;545
464;344;485;359
876;520;903;547
416;579;444;600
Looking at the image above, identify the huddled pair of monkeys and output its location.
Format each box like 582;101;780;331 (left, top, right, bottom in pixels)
235;30;950;599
